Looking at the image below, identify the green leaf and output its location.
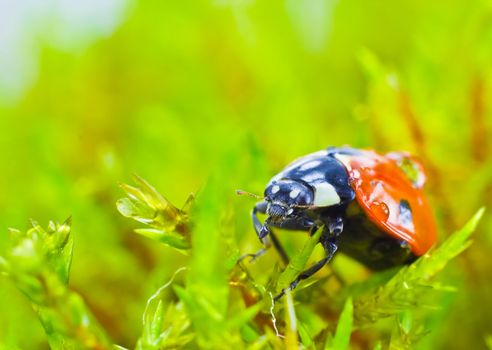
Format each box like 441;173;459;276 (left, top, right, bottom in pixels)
298;321;314;348
485;335;492;350
225;302;263;331
150;300;164;341
277;226;324;293
284;290;299;350
48;217;74;284
390;311;429;349
113;346;129;350
327;298;353;350
134;228;190;250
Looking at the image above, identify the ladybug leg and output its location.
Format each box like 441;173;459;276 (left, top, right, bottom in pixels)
243;201;289;265
268;218;315;264
239;231;289;265
252;201;270;241
328;216;344;236
276;217;314;231
237;248;267;264
274;228;339;301
270;231;289;265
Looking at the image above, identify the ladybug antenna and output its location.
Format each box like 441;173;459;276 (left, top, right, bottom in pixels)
236;189;264;200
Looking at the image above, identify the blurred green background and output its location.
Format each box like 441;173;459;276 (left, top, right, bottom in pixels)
0;0;491;349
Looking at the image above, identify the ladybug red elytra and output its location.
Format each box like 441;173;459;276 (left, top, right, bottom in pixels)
245;147;437;298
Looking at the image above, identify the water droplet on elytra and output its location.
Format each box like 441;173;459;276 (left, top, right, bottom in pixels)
371;201;390;221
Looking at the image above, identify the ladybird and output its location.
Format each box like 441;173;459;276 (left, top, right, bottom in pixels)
246;147;437;298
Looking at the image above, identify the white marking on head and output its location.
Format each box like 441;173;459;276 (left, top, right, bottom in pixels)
289;189;300;199
312;183;340;206
271;185;280;194
300;160;321;171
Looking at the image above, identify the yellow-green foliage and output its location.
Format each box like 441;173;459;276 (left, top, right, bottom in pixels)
1;1;492;349
0;179;483;349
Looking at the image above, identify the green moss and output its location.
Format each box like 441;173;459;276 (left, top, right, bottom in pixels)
0;174;484;349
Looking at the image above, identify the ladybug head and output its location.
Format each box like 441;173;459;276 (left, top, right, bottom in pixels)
264;180;314;222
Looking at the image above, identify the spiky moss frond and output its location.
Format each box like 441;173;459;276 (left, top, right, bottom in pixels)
116;175;193;250
0;218;112;350
353;208;485;326
135;267;194;350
